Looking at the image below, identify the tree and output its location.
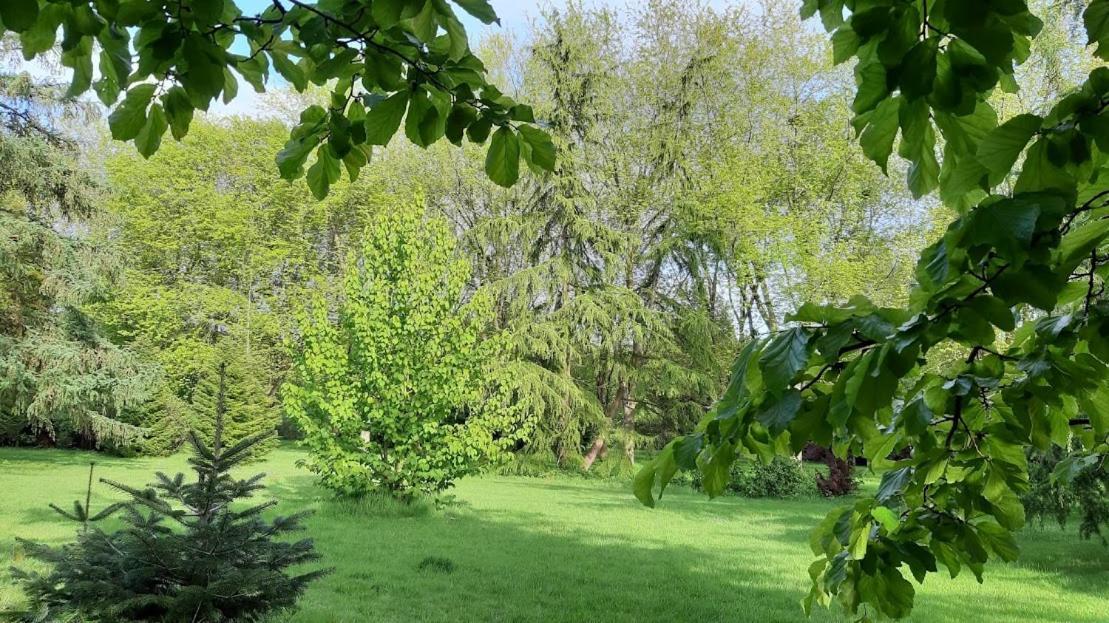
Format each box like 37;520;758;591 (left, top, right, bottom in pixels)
189;341;279;458
637;1;1109;620
0;0;552;195
284;202;523;497
0;36;158;450
13;363;328;622
91;119;332;451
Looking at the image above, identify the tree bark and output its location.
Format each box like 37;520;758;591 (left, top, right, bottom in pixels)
581;436;607;470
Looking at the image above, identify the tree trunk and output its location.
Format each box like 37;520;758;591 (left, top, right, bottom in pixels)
581;436;607;470
622;390;637;464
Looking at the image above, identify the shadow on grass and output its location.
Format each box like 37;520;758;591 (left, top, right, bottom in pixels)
8;459;1108;623
257;475;1109;623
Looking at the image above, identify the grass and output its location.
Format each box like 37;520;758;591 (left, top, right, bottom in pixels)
1;446;1106;622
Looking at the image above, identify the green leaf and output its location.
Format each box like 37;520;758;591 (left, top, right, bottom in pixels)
967;295;1015;331
701;443;737;498
860;96;900;173
466;116;493;143
272;52;308;91
62;39;94;99
756;389;802;435
108;84;157;141
162;87;195;140
991;264;1065;311
453;0;499;24
305;145;341;200
372;0;407;27
364;50;404;91
899;39;938;99
180;36;226;109
871;506;899;533
485;126;520;188
191;0;224;25
276;135;320;179
975;114;1041;184
1084;0;1109;59
1014;138;1074;194
364;91;410;146
672;435;703;470
445;103;477;146
899;397;932;436
1050;454;1098;484
1055;218;1109;271
406;0;438;41
852;62;888;114
134;103;168;158
961;196;1040;263
633;461;658;508
518;125;555;172
0;0;39;32
983;468;1025;530
831;26;860;64
877;467;912;502
758;328;810;394
975;521;1020;562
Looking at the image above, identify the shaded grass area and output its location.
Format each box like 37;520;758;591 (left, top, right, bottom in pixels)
1;446;1106;622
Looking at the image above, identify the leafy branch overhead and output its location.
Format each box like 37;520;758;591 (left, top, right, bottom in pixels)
637;0;1109;620
0;0;555;197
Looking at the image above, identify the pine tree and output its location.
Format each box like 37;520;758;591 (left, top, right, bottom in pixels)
13;363;328;622
190;344;278;459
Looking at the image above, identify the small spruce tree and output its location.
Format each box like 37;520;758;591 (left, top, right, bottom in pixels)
13;363;328;622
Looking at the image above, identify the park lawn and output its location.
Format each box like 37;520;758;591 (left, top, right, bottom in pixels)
1;446;1106;622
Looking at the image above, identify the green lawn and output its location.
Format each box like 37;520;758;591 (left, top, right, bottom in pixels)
1;446;1106;622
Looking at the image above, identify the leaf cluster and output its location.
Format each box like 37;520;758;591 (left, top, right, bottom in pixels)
637;1;1109;619
1;0;553;197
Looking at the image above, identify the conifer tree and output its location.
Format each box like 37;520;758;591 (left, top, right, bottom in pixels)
13;363;327;622
190;342;279;459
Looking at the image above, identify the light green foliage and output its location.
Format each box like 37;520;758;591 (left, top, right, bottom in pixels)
285;203;524;497
93;119;341;452
1;0;553;194
638;1;1109;620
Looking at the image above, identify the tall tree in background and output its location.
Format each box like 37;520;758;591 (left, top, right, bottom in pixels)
393;1;923;469
93;119;344;450
0;36;157;449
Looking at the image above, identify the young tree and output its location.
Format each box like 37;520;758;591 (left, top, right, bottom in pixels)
13;363;328;621
637;1;1109;620
284;202;523;497
0;0;553;195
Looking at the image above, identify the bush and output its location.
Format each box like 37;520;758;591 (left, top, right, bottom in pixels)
13;364;328;622
693;456;809;498
284;205;526;499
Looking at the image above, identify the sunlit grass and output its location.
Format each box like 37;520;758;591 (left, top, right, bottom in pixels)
1;446;1105;622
